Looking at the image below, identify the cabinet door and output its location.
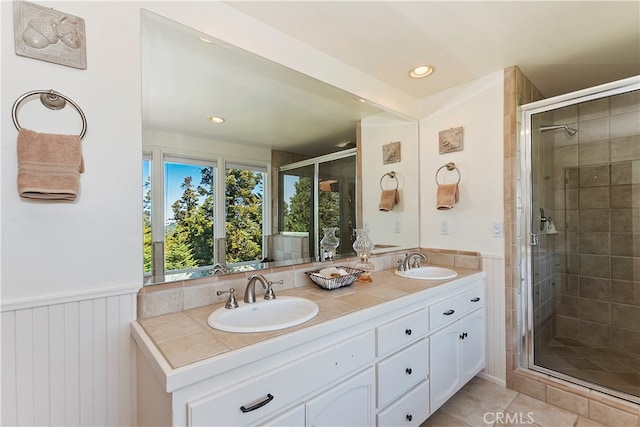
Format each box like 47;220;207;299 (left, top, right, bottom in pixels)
258;403;305;427
429;321;462;412
461;308;485;384
306;368;375;427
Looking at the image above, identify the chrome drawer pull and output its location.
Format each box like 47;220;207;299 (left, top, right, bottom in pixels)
405;328;412;336
470;297;481;302
443;309;455;316
406;414;413;421
405;368;412;375
240;393;274;413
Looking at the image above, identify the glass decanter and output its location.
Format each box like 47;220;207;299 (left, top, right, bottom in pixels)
352;228;374;282
320;227;339;260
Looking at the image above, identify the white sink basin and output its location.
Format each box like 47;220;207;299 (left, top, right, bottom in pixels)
394;266;458;280
207;296;319;333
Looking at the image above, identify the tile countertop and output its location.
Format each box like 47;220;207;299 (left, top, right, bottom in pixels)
134;266;483;371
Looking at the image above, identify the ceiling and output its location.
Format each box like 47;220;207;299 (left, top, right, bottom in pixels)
227;1;640;99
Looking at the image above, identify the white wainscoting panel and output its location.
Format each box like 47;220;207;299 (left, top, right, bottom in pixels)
481;254;506;384
1;289;137;426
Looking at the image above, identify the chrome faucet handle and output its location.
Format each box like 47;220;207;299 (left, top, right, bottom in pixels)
410;258;421;268
216;288;239;309
397;259;405;271
264;279;283;300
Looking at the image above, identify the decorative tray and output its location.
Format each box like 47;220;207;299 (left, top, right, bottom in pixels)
305;266;364;290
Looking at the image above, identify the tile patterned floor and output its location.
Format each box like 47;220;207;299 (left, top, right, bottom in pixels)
420;376;627;427
538;337;640;398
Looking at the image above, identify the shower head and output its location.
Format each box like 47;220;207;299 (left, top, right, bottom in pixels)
540;124;578;136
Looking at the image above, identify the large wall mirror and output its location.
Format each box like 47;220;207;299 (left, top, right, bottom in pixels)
142;10;420;285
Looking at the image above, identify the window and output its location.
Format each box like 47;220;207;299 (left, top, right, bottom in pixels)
143;154;269;280
163;157;216;272
142;154;152;273
225;163;266;265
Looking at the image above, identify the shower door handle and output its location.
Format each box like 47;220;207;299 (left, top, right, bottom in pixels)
530;233;539;246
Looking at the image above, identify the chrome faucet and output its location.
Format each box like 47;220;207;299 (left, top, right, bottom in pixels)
244;275;283;303
401;252;428;271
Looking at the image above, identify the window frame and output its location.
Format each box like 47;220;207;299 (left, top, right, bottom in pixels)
143;149;270;279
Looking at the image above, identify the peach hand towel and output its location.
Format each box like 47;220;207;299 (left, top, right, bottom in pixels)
379;189;400;211
436;183;459;210
17;128;84;201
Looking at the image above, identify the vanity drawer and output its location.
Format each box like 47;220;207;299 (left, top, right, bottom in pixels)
377;380;430;427
376;308;428;357
377;338;429;409
429;286;483;331
188;330;374;426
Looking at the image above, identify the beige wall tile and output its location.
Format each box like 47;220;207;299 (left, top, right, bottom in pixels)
510;372;547;401
578;118;610;144
507;393;578;427
611;136;640;162
611;90;640;115
611;280;640;306
611;111;640;140
611;303;640;331
580;298;610;324
547;386;589;417
588;400;639;427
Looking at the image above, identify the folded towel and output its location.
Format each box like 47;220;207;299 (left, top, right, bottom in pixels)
17;128;84;201
315;267;349;278
379;189;400;211
436;183;459;210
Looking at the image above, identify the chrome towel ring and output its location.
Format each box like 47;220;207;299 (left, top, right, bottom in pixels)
12;89;87;140
435;162;461;184
380;171;398;190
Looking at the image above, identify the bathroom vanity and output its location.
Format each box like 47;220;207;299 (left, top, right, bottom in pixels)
132;268;485;426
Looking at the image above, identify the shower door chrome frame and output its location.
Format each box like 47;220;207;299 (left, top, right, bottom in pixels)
519;75;640;401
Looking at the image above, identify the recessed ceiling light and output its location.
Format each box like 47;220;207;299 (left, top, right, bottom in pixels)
409;65;434;79
207;116;225;124
335;141;352;148
199;37;214;44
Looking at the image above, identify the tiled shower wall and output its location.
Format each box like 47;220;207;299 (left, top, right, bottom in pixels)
531;110;559;356
504;67;640;421
552;91;640;353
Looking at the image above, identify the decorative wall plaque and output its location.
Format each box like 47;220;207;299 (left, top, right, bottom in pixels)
439;126;464;154
14;1;87;69
382;141;401;164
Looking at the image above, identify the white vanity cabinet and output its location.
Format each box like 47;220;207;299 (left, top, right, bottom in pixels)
186;331;375;427
429;285;485;412
133;271;486;427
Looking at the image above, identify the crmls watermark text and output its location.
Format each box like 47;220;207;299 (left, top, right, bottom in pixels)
484;411;535;425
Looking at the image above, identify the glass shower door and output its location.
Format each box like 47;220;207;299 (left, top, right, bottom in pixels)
527;89;640;400
318;155;356;256
278;151;356;260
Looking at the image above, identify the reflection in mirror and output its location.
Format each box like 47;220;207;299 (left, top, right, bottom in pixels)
278;150;356;261
141;10;419;285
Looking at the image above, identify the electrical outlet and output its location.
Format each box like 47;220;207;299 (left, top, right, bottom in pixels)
492;222;503;237
394;220;401;233
440;220;449;235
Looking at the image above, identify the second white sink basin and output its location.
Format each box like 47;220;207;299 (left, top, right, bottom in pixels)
394;266;458;280
207;296;319;333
